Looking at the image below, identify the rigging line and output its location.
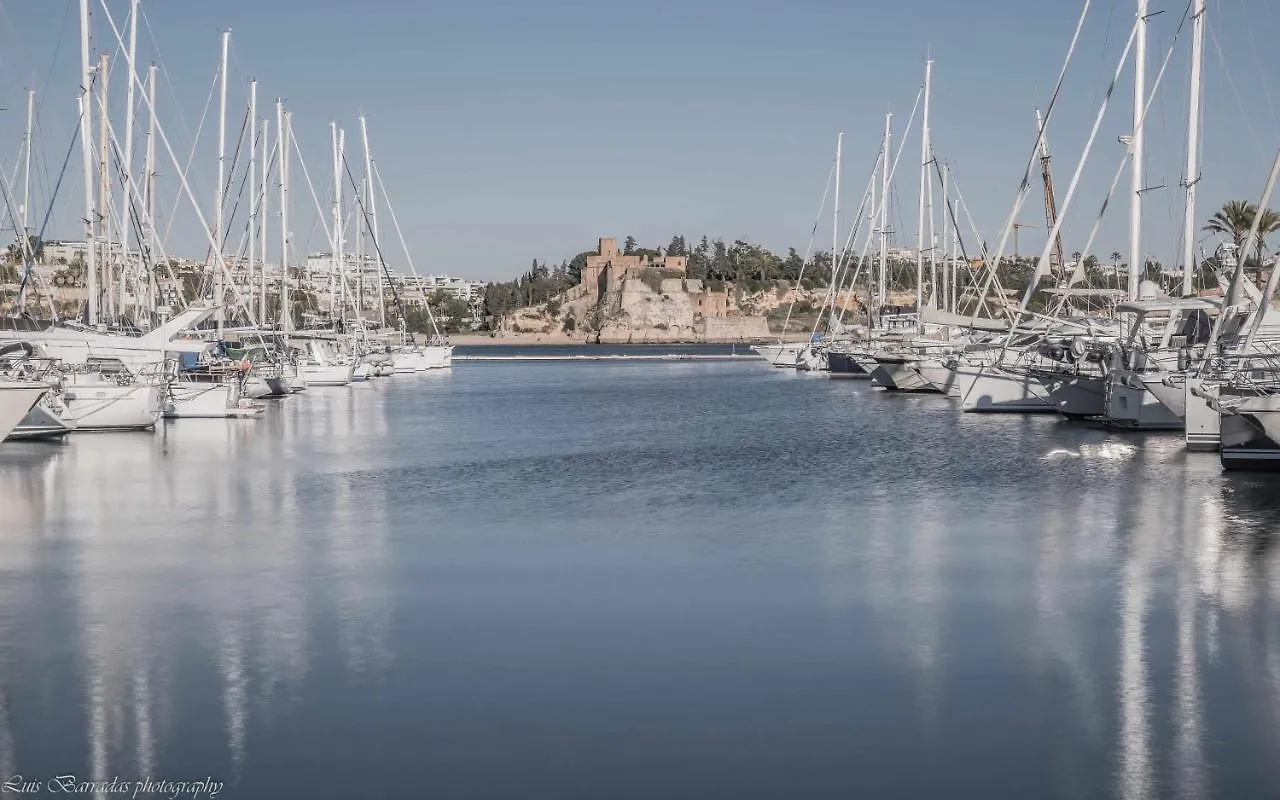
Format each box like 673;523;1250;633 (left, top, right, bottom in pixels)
828;159;886;330
140;4;196;147
19;112;82;306
1023;0;1195;328
96;1;257;328
1207;17;1264;163
778;152;837;339
340;152;407;328
208;105;255;255
1011;19;1140;326
970;0;1094;330
162;63;220;243
1234;0;1278;126
33;0;74;118
372;160;443;339
288;127;339;254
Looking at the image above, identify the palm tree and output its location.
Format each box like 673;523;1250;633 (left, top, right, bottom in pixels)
1204;200;1280;252
1205;200;1280;285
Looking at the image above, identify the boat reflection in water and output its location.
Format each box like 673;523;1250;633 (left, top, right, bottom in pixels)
0;384;392;787
0;363;1276;796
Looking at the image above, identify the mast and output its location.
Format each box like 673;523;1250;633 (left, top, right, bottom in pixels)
916;58;932;318
359;116;383;330
941;163;950;314
1036;108;1066;279
259;118;269;325
330;122;344;320
833;131;842;283
1128;0;1149;300
879;111;892;310
79;0;98;326
215;29;230;337
14;89;35;312
145;64;157;313
21;89;34;243
98;50;111;321
248;79;257;326
277;102;291;336
1180;0;1206;297
122;0;138;318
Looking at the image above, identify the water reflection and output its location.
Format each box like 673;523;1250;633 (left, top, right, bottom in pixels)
0;366;1278;797
0;384;392;787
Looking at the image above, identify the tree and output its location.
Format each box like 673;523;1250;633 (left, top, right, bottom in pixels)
623;236;637;255
710;239;729;281
1204;200;1280;254
666;235;688;258
687;236;711;280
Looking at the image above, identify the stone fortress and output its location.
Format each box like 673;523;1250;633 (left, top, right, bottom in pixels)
578;238;764;340
503;237;770;341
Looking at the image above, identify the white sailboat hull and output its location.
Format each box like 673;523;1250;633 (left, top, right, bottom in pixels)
751;343;804;368
243;376;275;399
422;345;453;369
165;381;238;419
61;383;161;431
300;364;354;386
1032;372;1107;419
1103;372;1183;431
1220;394;1280;470
9;397;77;440
0;383;50;442
393;351;418;373
953;362;1054;413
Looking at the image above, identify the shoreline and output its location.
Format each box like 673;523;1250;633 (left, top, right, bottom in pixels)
449;332;811;347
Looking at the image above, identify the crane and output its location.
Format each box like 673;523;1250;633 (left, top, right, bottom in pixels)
1012;222;1035;261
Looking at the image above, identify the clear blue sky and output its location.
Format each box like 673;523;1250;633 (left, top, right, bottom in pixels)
0;0;1277;280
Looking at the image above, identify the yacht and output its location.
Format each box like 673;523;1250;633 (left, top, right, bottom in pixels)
0;381;50;443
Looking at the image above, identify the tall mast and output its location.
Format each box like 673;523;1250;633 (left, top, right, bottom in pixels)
21;89;34;241
277;102;291;336
15;89;35;312
879;111;892;310
359;116;383;329
941;163;950;314
1036;108;1066;279
98;50;111;321
916;58;932;317
356;173;365;319
1128;0;1149;300
1180;0;1206;297
833;131;842;280
260;118;269;325
248;79;257;325
330;122;344;319
122;0;138;318
145;64;157;313
214;30;229;337
79;0;98;326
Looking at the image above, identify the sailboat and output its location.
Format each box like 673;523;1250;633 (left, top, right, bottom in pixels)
0;381;50;443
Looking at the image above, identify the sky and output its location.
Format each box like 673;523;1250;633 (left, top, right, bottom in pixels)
0;0;1277;281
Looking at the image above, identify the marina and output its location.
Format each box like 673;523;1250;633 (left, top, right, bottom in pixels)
2;356;1279;798
0;0;1279;796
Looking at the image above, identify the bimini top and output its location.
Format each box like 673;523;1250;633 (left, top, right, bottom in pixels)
1114;297;1220;315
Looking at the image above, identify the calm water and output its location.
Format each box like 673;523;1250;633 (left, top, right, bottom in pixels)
0;357;1278;799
